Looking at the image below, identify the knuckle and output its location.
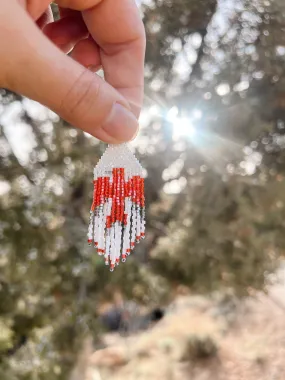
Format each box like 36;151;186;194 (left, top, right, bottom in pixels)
60;70;101;123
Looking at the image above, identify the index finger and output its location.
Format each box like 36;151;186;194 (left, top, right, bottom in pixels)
57;0;146;117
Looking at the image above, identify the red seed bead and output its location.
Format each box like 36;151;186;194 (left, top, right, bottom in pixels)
136;176;140;203
91;180;98;211
94;179;99;207
97;177;103;206
101;178;105;202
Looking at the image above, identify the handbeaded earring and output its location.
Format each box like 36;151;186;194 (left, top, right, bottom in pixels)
87;144;145;271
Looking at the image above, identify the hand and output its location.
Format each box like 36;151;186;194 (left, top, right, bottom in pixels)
0;1;146;143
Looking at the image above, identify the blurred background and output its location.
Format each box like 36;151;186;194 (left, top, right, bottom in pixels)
1;0;285;379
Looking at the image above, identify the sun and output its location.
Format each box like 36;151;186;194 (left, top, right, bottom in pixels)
167;107;197;140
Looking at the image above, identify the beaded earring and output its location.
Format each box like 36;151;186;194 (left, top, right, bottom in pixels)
87;144;145;271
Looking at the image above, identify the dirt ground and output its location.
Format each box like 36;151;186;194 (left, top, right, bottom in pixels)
81;270;285;380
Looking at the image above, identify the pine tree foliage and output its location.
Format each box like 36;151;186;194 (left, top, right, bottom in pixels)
1;0;285;378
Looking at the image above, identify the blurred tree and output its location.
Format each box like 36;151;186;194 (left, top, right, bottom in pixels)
141;0;285;291
1;0;285;379
0;91;149;379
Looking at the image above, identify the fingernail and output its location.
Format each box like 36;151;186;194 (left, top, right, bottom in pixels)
88;65;101;73
102;103;139;142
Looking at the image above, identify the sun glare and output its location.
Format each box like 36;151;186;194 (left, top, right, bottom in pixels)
172;117;196;139
167;107;197;140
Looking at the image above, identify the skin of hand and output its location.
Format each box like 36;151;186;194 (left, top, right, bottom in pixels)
0;0;146;143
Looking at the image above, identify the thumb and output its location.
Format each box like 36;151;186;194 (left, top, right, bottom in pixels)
2;3;138;143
